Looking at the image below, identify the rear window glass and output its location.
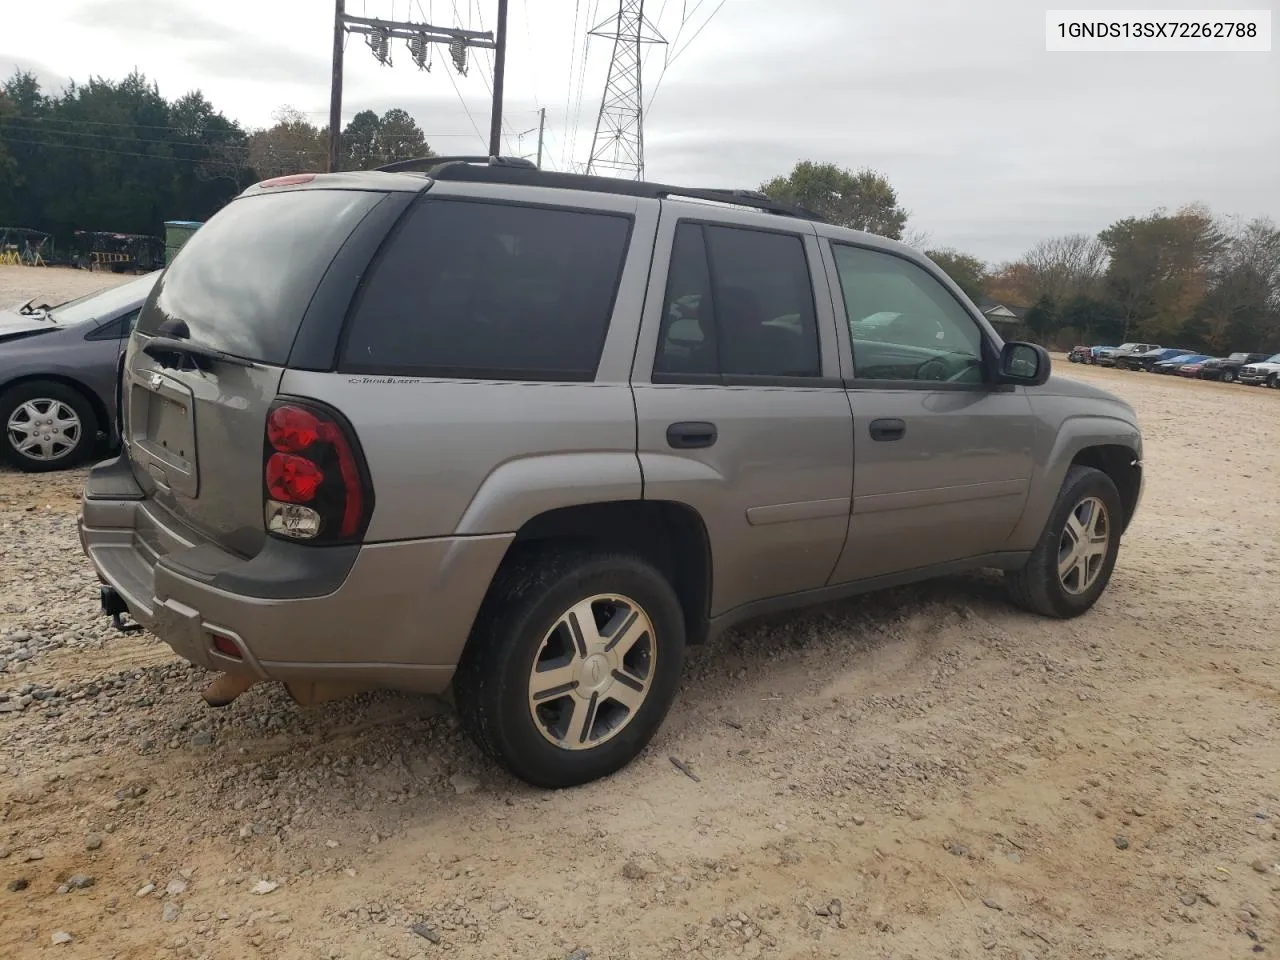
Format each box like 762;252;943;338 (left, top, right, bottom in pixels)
340;199;632;381
138;189;382;364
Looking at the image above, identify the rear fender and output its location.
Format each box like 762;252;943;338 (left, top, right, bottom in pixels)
453;452;644;535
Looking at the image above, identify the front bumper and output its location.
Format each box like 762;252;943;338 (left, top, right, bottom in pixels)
78;456;512;695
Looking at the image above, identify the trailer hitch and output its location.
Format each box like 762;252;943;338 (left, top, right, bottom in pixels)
100;586;143;634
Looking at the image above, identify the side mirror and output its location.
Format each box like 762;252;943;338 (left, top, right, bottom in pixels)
998;341;1051;386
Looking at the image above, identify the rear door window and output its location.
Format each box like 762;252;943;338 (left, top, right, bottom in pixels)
653;222;822;380
340;199;633;381
137;189;383;364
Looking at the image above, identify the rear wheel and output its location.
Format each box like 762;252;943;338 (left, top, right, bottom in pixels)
1221;368;1236;383
1008;466;1123;619
0;380;99;472
454;547;686;788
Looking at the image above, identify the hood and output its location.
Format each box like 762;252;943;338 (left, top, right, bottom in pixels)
0;307;63;339
1045;373;1133;406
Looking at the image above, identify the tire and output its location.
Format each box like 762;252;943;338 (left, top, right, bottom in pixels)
0;380;99;472
1221;369;1236;383
1007;465;1123;619
453;546;687;789
1269;374;1278;389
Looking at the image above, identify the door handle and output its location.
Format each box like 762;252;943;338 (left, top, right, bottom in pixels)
666;421;717;449
869;418;906;442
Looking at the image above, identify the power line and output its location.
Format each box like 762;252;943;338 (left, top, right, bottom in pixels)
645;0;725;114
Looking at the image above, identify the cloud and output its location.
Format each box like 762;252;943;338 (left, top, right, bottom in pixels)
70;0;328;84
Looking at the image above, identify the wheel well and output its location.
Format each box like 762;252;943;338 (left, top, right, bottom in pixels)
508;500;713;644
1071;445;1140;531
0;374;109;436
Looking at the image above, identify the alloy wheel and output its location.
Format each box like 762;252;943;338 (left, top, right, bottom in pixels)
6;398;81;462
1058;496;1110;595
527;593;656;750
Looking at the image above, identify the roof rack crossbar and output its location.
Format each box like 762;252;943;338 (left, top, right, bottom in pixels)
374;155;538;174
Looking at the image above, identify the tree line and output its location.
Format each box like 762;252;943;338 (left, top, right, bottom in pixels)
761;161;1280;355
0;70;431;251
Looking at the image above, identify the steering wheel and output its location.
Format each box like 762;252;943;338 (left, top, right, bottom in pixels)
915;356;950;381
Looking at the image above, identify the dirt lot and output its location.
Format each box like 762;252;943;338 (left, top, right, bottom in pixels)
0;264;135;310
2;292;1278;958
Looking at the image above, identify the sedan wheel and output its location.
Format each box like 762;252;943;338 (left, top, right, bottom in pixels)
0;380;99;472
7;398;82;462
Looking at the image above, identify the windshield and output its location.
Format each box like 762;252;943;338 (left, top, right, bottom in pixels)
43;272;159;325
1268;354;1280;364
1228;353;1248;361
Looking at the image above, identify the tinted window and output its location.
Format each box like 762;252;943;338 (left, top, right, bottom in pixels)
833;244;985;384
654;223;821;380
654;224;717;376
341;200;631;381
139;190;382;364
84;308;141;341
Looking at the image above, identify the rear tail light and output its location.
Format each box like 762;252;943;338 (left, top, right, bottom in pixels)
262;398;373;543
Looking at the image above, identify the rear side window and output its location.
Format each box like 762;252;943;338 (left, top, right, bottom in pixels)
341;199;633;381
138;190;382;364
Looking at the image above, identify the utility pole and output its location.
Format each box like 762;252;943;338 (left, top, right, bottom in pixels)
488;0;509;157
329;0;345;172
328;4;498;171
586;0;666;180
536;107;546;169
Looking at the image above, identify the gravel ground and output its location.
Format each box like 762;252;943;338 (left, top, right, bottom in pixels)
2;295;1279;957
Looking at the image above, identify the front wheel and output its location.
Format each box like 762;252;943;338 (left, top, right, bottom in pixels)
454;547;687;788
0;380;99;472
1007;465;1123;619
1221;369;1236;383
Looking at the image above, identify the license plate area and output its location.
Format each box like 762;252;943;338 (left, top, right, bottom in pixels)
129;373;198;498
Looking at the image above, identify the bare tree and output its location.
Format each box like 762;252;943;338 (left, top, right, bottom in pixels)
1023;233;1109;304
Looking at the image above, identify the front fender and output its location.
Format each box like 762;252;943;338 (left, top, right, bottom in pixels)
1005;414;1142;550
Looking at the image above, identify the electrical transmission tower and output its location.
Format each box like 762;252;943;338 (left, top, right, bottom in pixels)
586;1;665;180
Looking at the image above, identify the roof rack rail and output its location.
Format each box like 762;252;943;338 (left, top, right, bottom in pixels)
422;163;826;223
654;186;824;222
374;155;538;174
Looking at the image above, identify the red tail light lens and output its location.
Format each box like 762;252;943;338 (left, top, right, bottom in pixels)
266;453;324;502
267;406;321;453
262;399;373;543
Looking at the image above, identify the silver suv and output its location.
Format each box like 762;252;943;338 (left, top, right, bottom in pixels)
79;158;1143;788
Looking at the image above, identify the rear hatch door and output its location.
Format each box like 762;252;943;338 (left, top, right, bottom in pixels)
123;186;387;557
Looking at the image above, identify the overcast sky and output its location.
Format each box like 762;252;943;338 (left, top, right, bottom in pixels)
2;0;1277;261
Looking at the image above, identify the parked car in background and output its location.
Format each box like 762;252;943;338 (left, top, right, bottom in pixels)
1198;352;1272;383
1239;354;1280;387
78;158;1144;788
1116;347;1192;372
1177;359;1211;378
1089;346;1114;363
1097;343;1159;367
1;271;160;471
1152;353;1209;374
1068;345;1091;363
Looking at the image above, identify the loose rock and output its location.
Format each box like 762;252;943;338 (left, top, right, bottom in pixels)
84;834;102;851
7;877;29;892
162;901;181;922
1114;835;1130;850
51;931;73;945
